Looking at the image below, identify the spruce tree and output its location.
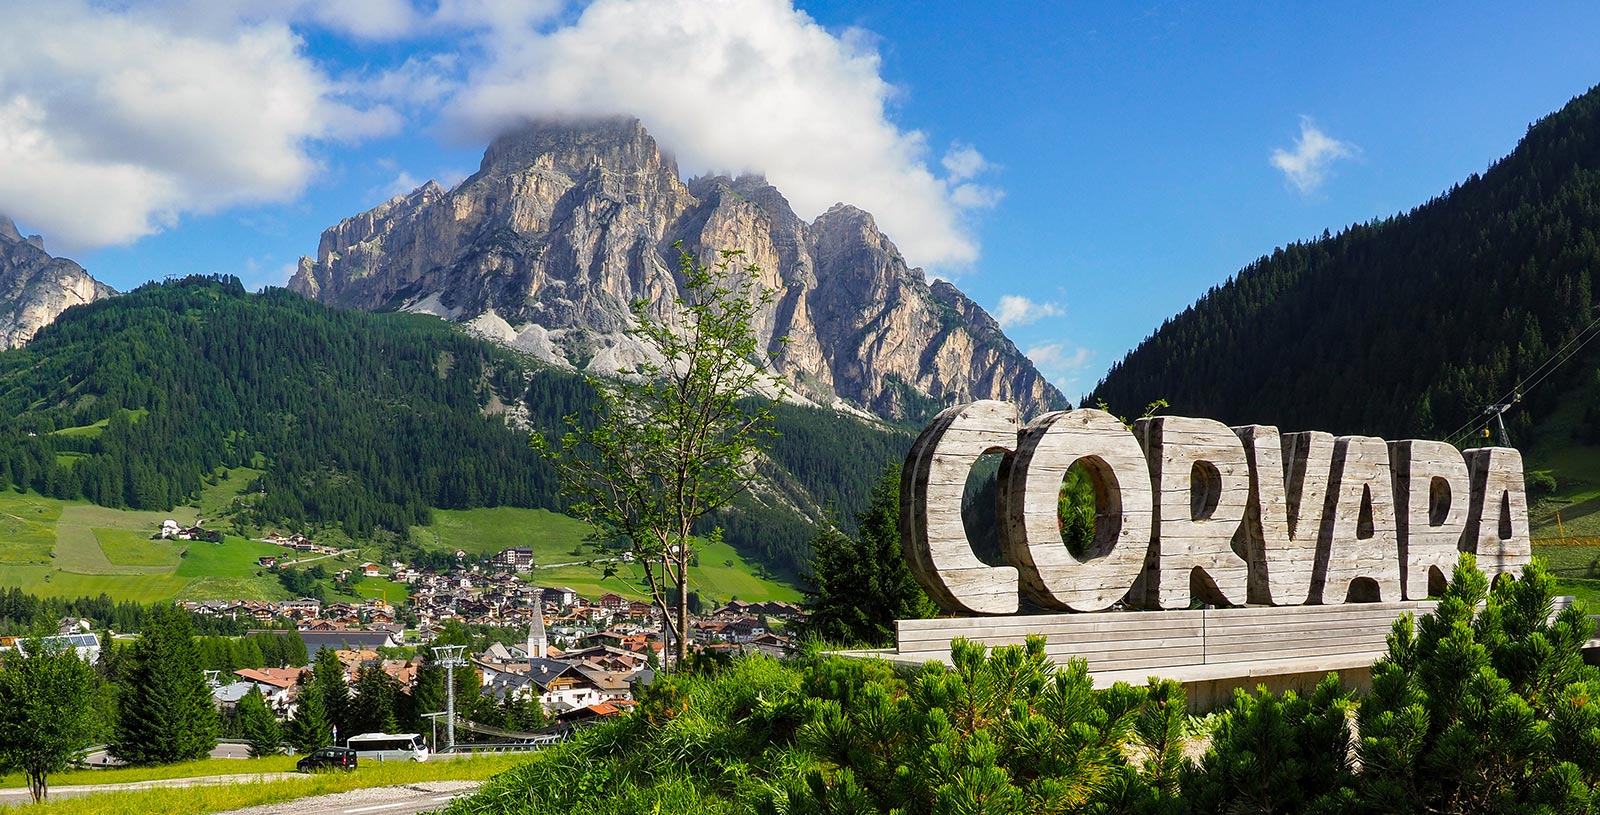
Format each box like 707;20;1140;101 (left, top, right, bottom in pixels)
287;674;331;754
307;647;349;743
802;463;937;646
111;606;217;765
410;662;445;733
236;686;281;758
348;664;401;736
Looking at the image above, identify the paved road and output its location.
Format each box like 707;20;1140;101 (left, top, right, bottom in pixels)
217;781;480;815
80;741;253;766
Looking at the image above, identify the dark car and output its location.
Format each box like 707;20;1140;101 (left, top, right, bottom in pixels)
297;746;358;772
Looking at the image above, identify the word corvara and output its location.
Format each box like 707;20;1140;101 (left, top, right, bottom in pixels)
901;401;1531;615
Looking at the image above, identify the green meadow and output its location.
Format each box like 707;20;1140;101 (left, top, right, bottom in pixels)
0;485;803;606
529;539;802;605
0;489;291;604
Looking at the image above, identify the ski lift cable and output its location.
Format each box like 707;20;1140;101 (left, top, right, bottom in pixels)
1443;313;1600;446
1437;311;1600;444
1437;316;1600;444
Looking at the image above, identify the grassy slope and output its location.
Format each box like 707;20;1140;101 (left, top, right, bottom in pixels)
413;506;803;604
411;506;594;559
0;487;802;606
529;539;802;605
0;486;290;603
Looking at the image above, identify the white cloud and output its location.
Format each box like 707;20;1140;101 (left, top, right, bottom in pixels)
361;54;464;109
137;0;422;41
1025;342;1093;382
1270;116;1356;195
942;143;988;180
995;295;1063;328
0;1;394;251
376;171;424;201
442;0;999;269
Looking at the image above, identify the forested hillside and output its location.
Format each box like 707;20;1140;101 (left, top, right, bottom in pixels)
0;277;909;573
1091;85;1600;446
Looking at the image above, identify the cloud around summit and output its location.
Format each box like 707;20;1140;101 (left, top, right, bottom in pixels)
0;0;999;270
442;0;1001;269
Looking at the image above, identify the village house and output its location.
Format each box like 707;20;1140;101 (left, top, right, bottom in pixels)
491;547;534;571
740;632;794;659
234;667;306;713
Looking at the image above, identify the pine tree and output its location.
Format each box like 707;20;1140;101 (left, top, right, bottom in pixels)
110;606;217;765
307;647;349;743
777;636;1188;814
802;463;937;646
348;664;401;736
287;673;331;754
236;686;281;758
1346;555;1600;812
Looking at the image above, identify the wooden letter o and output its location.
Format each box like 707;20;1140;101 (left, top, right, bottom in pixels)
1000;408;1152;612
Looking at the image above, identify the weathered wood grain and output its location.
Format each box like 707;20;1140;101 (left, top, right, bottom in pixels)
1318;436;1403;603
1233;426;1330;605
1000;409;1152;611
1463;447;1533;583
1390;439;1471;600
900;400;1021;614
1133;417;1250;609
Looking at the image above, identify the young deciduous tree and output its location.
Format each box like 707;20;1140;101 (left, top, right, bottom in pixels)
111;606;217;765
538;243;783;667
802;463;937;647
236;686;282;758
0;638;99;802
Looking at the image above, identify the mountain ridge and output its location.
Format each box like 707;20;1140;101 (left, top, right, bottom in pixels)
290;117;1066;422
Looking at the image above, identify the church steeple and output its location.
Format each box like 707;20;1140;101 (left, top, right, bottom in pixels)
527;608;547;662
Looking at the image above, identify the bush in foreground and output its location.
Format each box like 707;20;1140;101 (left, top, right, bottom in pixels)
448;555;1600;814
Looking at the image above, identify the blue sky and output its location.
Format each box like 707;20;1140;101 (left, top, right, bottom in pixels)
4;2;1599;399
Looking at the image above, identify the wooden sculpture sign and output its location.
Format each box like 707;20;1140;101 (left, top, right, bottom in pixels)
901;401;1532;615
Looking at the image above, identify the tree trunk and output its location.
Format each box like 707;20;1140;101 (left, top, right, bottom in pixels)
676;566;691;666
28;768;45;803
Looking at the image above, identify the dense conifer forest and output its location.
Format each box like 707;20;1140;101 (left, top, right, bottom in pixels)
0;277;908;573
1091;85;1600;446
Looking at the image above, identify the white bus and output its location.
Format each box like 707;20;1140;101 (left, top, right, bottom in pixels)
347;732;430;762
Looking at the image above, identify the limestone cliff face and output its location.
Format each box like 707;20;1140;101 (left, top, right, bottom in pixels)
290;118;1065;421
0;217;115;349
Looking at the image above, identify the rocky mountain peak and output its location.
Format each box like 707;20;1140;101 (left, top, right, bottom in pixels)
477;116;675;183
290;117;1066;422
0;222;114;348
